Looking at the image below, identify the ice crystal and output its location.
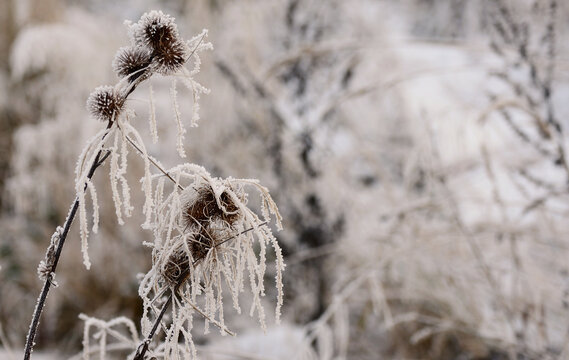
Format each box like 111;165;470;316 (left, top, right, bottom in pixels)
149;84;158;143
74;127;111;269
180;29;213;127
170;79;186;158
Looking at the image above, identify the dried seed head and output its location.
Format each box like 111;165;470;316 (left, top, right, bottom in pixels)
162;245;190;287
129;11;188;75
112;46;152;82
132;11;180;51
181;181;242;228
162;224;233;286
152;39;188;75
86;85;124;122
188;231;213;263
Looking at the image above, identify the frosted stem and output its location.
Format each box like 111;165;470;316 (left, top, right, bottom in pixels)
23;135;112;360
123;133;184;191
133;293;173;360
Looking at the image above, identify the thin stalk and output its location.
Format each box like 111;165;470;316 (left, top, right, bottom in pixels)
133;294;172;360
23;125;112;360
121;132;184;191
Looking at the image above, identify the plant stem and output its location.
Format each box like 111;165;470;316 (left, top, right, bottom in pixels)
122;132;184;191
23;132;112;360
133;293;172;360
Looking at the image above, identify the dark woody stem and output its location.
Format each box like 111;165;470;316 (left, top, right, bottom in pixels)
24;57;155;360
23;123;112;360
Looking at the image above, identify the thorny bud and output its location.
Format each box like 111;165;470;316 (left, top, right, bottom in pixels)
86;85;124;122
130;10;189;75
133;11;180;51
152;39;188;75
112;46;152;82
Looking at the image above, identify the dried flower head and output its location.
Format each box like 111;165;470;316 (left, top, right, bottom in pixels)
112;46;152;82
132;10;181;51
162;243;190;287
129;10;189;75
86;85;124;122
182;180;243;228
162;223;232;287
152;39;188;75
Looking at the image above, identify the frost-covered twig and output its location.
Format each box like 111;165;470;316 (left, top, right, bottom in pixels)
118;127;184;192
24;144;111;360
133;292;172;360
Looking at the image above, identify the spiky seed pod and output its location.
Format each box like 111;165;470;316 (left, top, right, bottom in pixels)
181;182;242;228
112;46;152;82
132;10;180;52
130;10;188;75
152;39;188;75
86;85;124;122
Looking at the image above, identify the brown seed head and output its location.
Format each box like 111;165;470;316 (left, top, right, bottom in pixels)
86;85;124;122
112;46;152;82
130;11;188;75
162;245;190;287
152;39;188;75
161;225;230;287
134;10;180;51
182;182;242;228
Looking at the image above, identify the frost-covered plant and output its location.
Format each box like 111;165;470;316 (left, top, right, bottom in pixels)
80;315;141;359
24;10;284;360
132;164;284;359
74;10;212;270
